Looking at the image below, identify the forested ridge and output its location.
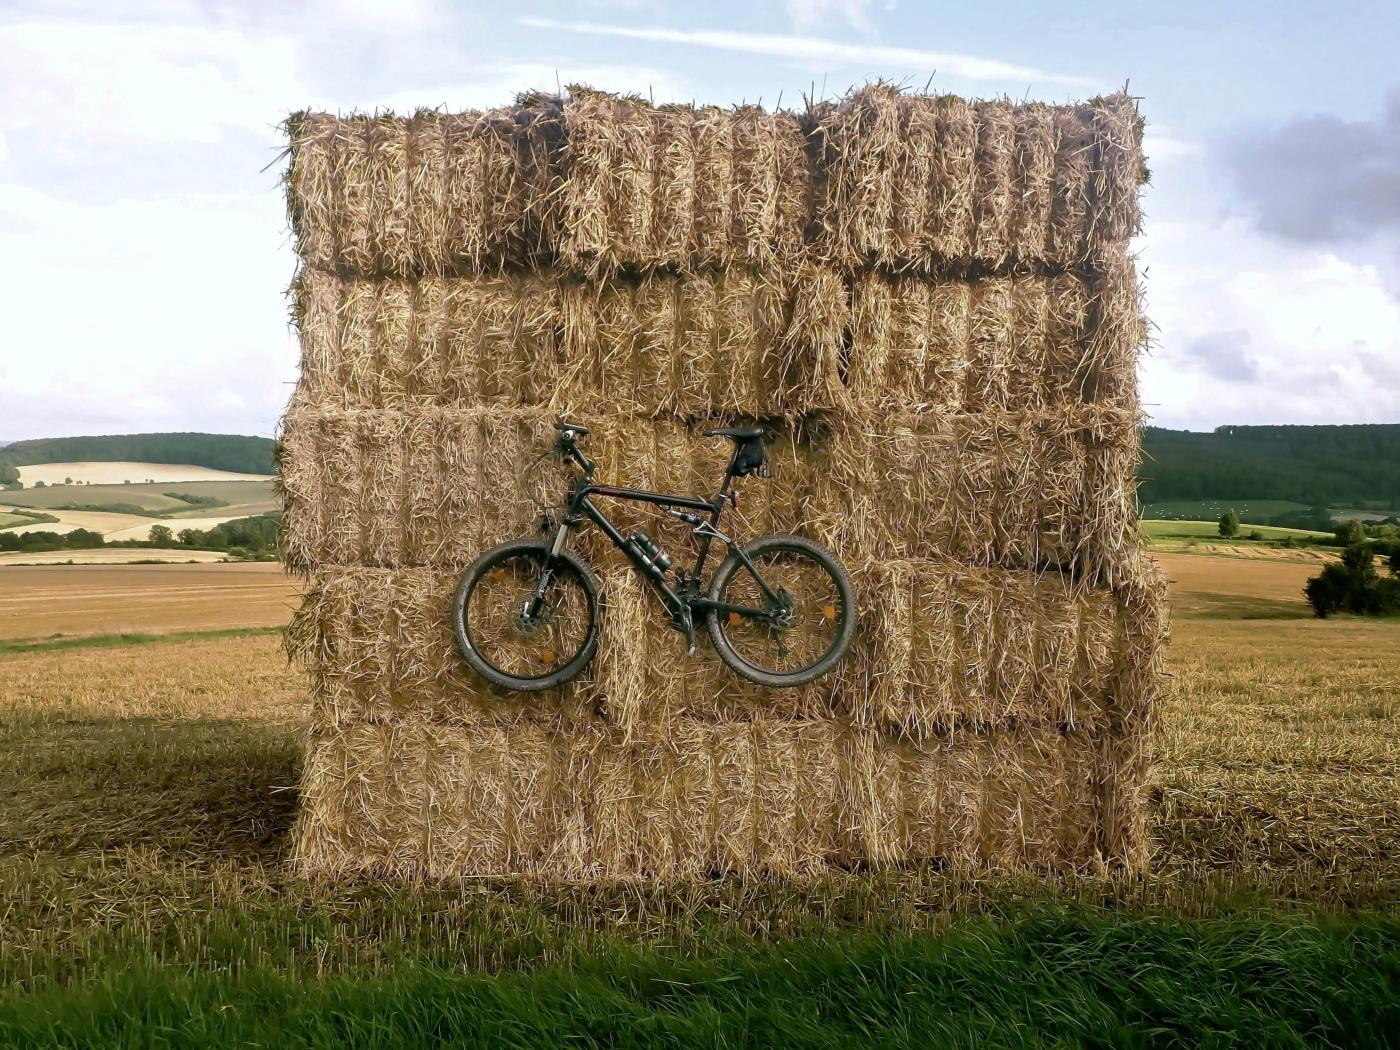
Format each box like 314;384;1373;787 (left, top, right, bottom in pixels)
0;433;275;477
1140;424;1400;508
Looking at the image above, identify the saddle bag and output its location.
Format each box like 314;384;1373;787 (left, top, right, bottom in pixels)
732;435;768;477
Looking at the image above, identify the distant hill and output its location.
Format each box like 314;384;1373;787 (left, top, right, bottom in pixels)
1140;424;1400;513
0;433;276;477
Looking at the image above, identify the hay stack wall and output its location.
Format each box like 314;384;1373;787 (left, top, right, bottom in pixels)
281;84;1165;879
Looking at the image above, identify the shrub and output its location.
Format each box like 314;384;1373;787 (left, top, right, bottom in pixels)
1217;511;1239;538
1305;542;1400;618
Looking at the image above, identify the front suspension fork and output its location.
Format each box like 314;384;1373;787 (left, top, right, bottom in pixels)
525;521;571;620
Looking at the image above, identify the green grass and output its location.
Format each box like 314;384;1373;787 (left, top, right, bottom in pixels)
1141;499;1311;521
1;912;1394;1049
0;508;60;529
1141;519;1332;542
0;626;283;655
1;480;274;514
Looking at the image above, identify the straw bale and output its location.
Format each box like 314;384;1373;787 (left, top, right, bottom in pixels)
842;726;1104;869
837;270;1120;415
283;106;546;278
847;277;966;413
295;710;1152;877
295;722;434;874
805;406;1139;576
296;718;846;878
290;265;1131;421
284;112;340;273
836;561;1148;738
1047;108;1095;264
289;567;599;732
811;86;1144;272
293;268;845;418
554;92;809;275
1082;251;1146;409
1088;94;1146;248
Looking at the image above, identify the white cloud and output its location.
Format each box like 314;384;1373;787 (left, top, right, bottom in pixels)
785;0;875;34
328;0;436;28
1143;125;1202;164
518;18;1095;88
0;180;297;439
0;21;305;148
1139;217;1400;429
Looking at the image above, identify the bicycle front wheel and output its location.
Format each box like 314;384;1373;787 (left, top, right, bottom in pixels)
706;534;856;688
452;540;599;692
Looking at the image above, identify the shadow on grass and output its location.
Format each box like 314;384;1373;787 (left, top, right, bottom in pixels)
1171;593;1314;620
0;715;300;861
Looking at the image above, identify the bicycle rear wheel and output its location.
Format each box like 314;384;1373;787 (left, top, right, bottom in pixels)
706;534;856;688
453;540;599;692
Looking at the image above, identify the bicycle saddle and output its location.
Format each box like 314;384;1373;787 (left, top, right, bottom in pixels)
703;426;763;440
554;419;590;436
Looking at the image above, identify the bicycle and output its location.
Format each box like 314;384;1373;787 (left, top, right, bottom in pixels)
453;420;857;692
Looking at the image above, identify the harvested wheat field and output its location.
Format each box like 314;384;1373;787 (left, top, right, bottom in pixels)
279;84;1161;880
14;462;273;486
0;552;1393;1042
0;563;297;640
0;547;233;567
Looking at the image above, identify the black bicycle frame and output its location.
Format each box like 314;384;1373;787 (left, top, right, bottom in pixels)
541;451;782;627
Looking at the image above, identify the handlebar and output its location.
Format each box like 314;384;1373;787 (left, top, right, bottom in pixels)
554;421;594;475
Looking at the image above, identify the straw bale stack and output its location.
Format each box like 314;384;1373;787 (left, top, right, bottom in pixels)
280;83;1161;880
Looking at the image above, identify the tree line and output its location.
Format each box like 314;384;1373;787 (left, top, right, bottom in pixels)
1141;424;1400;510
0;433;276;477
0;512;280;559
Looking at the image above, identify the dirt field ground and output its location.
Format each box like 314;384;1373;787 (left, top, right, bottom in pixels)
0;563;298;639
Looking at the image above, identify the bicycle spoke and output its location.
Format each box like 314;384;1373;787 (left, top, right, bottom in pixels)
720;549;845;675
466;553;591;679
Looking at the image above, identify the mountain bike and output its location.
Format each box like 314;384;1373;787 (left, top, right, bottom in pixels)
453;420;856;692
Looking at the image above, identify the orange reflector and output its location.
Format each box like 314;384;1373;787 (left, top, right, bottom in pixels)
542;650;556;664
728;612;742;627
822;604;837;622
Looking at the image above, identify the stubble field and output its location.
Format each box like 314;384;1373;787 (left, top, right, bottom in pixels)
0;552;1395;1045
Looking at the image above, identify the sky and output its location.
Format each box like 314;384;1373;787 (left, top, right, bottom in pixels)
2;0;1398;440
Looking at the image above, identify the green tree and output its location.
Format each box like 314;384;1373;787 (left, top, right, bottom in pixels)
1217;511;1240;538
1335;519;1366;546
148;524;174;548
33;480;46;489
177;528;202;547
